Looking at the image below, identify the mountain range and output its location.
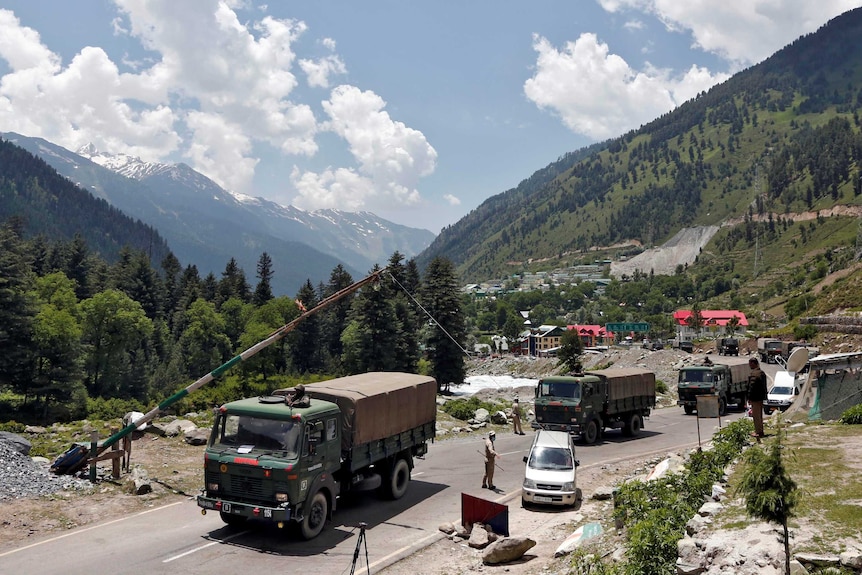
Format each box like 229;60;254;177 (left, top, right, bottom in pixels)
416;7;862;286
2;132;435;295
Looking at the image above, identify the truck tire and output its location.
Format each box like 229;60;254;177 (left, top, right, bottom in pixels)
384;458;411;500
582;419;599;445
626;413;642;436
300;491;328;540
718;397;727;417
219;512;247;529
684;405;695;415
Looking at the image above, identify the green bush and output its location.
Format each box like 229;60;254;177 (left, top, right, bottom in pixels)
441;396;503;421
839;404;862;425
0;420;25;433
613;418;752;574
86;397;147;421
656;379;669;394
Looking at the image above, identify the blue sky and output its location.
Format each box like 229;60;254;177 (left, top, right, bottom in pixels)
1;1;860;233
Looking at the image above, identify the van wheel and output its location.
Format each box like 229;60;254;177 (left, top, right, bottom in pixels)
385;458;411;500
582;419;599;444
300;491;328;540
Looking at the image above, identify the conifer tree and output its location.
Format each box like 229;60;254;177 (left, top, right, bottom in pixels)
420;257;466;392
253;252;274;306
0;222;36;397
289;280;321;373
321;264;354;366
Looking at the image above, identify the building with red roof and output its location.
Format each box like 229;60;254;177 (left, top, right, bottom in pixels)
673;309;748;342
567;324;611;348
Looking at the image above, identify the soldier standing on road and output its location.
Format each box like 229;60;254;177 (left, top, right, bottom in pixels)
511;397;525;435
482;430;499;489
748;357;768;438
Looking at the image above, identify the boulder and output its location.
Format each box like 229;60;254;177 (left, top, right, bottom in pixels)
840;549;862;570
24;425;47;434
438;522;456;535
125;465;152;495
0;431;31;455
467;524;491;549
164;419;196;437
473;408;490;423
795;552;841;570
697;501;723;517
685;514;711;535
789;560;810;575
482;537;536;565
184;428;210;446
146;422;167;437
592;486;615;501
490;411;509;424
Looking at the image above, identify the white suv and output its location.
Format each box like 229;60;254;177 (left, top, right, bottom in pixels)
522;430;581;507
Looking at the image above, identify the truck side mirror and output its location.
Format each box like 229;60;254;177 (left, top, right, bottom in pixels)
575;459;580;467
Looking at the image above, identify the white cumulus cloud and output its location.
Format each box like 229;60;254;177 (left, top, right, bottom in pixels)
597;0;862;66
292;85;437;213
524;33;728;140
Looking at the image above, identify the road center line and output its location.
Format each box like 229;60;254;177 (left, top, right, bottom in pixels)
0;500;184;558
163;529;250;563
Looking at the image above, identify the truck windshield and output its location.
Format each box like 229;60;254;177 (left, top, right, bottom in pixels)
679;371;713;383
766;342;782;350
538;381;580;400
528;446;574;470
213;414;301;457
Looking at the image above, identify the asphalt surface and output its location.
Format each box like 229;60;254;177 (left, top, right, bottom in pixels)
0;393;748;575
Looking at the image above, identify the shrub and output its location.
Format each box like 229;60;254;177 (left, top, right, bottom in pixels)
86;397;147;421
839;404;862;425
441;396;503;421
656;379;669;394
0;420;25;433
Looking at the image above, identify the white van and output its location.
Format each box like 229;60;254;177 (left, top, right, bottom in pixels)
522;430;581;507
764;370;800;414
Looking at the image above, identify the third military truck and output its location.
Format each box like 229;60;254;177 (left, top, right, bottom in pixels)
677;360;750;416
532;369;656;444
197;372;437;539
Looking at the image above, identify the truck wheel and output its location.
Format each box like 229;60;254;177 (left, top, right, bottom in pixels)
300;491;328;540
627;414;642;436
219;512;247;529
684;405;695;415
718;397;727;417
582;419;599;445
385;458;411;500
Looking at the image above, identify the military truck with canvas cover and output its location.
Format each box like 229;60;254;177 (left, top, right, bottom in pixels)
532;368;656;444
677;361;749;416
197;372;437;539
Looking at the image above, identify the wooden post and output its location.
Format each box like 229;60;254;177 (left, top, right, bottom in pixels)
110;427;120;478
89;431;98;483
123;434;132;472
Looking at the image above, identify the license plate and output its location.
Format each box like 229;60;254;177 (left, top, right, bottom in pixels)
534;495;553;503
198;499;215;509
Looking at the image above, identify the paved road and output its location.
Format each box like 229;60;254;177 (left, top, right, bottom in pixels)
0;387;745;575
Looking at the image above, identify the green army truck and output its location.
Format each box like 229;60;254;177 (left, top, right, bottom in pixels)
197;372;437;539
677;361;749;416
531;368;656;445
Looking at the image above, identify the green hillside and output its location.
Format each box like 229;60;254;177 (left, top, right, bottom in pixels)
419;7;862;290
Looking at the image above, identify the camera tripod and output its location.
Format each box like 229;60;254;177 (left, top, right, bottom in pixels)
350;522;370;575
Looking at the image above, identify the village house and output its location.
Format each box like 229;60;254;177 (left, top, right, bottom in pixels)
673;309;748;342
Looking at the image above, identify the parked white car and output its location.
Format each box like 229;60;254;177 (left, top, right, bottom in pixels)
764;370;800;414
522;430;581;507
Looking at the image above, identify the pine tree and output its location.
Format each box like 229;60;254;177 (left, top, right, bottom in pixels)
0;222;36;397
218;258;251;305
421;257;466;392
343;264;397;373
387;252;420;372
321;264;354;366
253;252;274;306
289;280;321;373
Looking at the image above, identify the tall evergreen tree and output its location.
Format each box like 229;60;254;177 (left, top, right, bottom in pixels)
421;257;466;392
321;264;354;367
289;280;322;373
342;264;397;373
0;222;36;396
160;252;183;328
66;234;92;301
253;251;274;306
387;252;420;373
218;258;251;305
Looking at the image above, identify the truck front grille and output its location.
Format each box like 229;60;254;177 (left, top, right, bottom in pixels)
230;475;265;499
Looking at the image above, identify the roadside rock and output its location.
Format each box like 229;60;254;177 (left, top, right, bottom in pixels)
184;428;210;446
164;419;196;437
125;465;152;495
0;431;31;455
482;537;536;565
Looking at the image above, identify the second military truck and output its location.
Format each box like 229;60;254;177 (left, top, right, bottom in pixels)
677;360;750;416
532;368;656;444
197;372;437;539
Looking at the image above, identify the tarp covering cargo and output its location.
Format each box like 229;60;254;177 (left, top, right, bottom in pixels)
303;372;437;451
726;362;750;386
587;368;656;402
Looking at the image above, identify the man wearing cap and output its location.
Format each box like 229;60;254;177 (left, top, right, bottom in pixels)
482;430;499;489
747;357;768;438
511;396;524;435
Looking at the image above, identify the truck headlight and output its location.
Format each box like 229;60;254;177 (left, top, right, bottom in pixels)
207;482;219;492
275;492;288;502
523;479;536;489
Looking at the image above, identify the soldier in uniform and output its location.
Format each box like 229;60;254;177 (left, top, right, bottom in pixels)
747;357;768;438
512;396;525;435
482;430;499;489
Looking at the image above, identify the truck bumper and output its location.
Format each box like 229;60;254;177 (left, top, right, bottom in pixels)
197;494;291;522
531;421;581;434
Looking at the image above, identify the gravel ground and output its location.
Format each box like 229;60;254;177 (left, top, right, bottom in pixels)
0;442;92;501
